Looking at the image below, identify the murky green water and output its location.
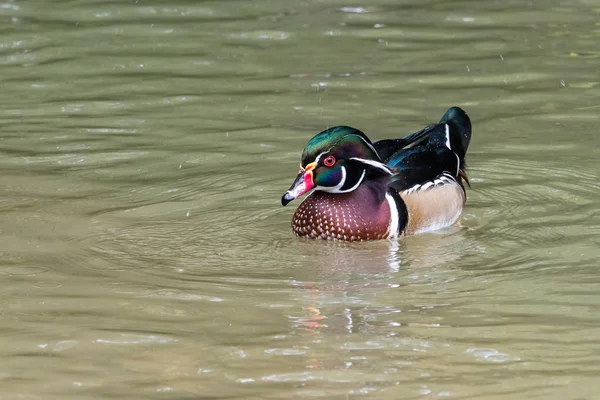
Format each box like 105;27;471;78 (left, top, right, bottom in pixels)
2;0;600;398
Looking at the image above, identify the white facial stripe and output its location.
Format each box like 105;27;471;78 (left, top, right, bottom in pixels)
312;150;329;166
351;135;380;159
349;157;393;175
314;165;346;193
314;166;367;194
308;132;380;167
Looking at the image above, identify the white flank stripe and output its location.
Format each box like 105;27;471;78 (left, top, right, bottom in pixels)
386;193;399;239
313;150;329;165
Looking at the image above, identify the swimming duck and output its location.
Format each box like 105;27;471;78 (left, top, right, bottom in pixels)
281;107;472;241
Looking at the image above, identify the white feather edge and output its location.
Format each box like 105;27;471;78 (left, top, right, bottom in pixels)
444;124;461;176
401;172;456;195
444;124;451;149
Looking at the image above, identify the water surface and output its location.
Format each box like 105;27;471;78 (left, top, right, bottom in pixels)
1;0;600;399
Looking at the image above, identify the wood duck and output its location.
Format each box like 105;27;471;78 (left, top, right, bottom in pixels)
281;107;472;241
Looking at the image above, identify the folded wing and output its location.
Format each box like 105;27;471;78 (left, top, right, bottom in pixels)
379;107;472;192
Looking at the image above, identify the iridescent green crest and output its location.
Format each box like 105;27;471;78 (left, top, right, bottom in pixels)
301;126;379;165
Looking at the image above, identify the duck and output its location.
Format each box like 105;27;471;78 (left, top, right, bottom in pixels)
281;106;472;241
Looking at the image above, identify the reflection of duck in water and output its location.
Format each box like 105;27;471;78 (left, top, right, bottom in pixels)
292;231;471;337
282;107;472;240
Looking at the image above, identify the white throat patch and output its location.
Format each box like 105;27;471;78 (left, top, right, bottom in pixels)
315;166;367;194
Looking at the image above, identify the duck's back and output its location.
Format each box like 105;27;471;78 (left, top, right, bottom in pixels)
382;107;472;234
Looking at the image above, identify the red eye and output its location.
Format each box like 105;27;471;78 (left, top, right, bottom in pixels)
323;156;336;167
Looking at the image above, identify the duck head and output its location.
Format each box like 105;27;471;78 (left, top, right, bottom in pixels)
281;126;392;206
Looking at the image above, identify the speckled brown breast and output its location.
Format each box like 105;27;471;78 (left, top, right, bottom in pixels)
291;185;391;241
